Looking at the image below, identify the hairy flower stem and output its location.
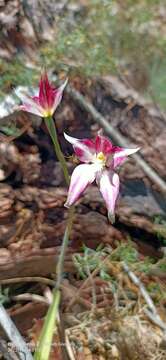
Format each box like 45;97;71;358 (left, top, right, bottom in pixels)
45;117;70;185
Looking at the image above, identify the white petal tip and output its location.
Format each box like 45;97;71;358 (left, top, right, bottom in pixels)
64;132;69;141
108;212;115;224
133;147;141;154
64;132;78;145
64;202;70;208
60;78;68;91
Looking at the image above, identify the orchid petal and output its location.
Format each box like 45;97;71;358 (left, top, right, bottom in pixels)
38;72;67;113
65;164;96;207
113;155;127;169
15;74;67;118
15;89;43;117
114;147;140;158
95;134;113;155
39;72;54;110
97;170;120;223
113;147;140;168
64;133;95;163
52;79;68;113
64;133;80;146
39;72;54;109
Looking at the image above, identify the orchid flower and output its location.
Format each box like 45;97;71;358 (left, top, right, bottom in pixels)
15;72;67;118
64;131;140;222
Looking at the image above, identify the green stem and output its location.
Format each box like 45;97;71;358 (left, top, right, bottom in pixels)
44;116;74;288
45;117;70;185
34;116;74;360
34;207;74;360
55;206;75;290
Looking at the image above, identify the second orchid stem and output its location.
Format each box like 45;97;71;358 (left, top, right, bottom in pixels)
56;206;75;289
45;116;70;185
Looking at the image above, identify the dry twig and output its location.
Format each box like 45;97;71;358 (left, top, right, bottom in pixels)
12;293;49;305
122;262;166;332
0;276;55;286
0;304;33;360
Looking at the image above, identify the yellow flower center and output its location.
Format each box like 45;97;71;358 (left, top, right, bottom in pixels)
96;152;106;164
42;109;53;118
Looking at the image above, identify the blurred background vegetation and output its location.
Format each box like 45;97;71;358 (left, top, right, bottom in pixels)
0;0;166;108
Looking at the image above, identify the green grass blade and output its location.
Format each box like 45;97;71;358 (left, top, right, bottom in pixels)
34;289;61;360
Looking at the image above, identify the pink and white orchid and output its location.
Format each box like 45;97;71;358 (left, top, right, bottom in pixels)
64;131;140;222
15;72;67;118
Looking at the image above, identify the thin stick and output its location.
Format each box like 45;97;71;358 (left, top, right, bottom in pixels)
12;293;49;305
122;262;166;332
67;85;166;193
86;265;97;314
0;276;55;286
144;309;166;332
0;304;33;360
